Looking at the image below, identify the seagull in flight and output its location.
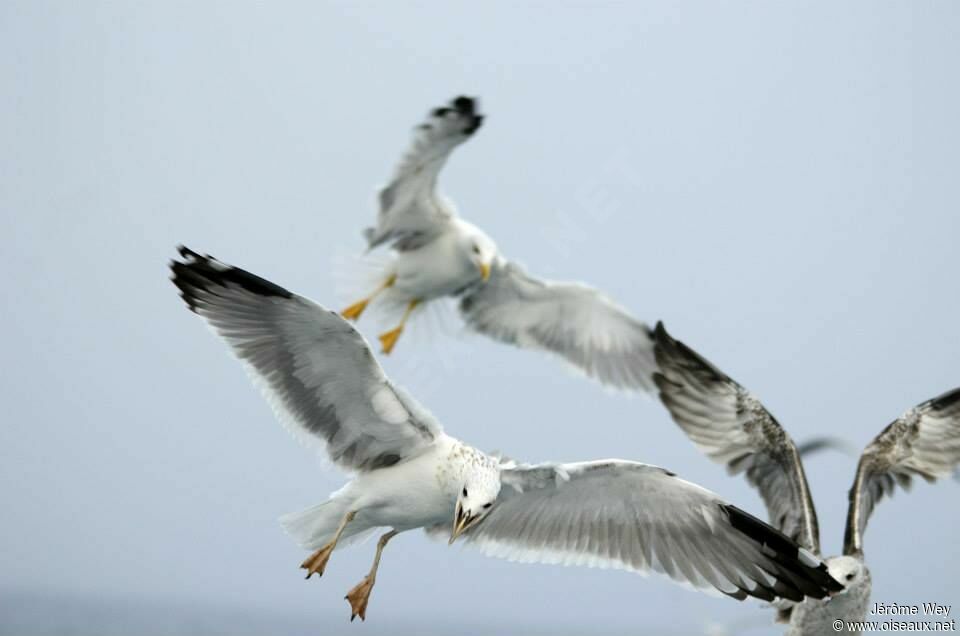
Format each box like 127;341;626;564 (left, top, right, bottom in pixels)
170;247;843;622
341;96;657;392
652;322;960;635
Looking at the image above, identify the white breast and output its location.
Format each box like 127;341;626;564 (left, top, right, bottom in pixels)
347;436;466;531
393;227;478;299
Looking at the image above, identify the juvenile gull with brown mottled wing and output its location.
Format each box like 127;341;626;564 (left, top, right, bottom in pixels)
653;322;960;635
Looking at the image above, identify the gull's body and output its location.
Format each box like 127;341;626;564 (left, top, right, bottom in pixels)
284;436;487;545
652;323;960;635
388;218;493;301
170;247;842;622
343;96;657;392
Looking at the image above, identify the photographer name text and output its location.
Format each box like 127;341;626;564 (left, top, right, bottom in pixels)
873;603;952;617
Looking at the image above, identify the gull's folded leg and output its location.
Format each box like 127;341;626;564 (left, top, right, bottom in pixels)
340;299;369;321
377;299;419;355
300;510;356;579
345;529;398;622
341;274;397;322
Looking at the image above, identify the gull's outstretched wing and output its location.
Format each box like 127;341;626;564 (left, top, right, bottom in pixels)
652;323;820;554
169;246;442;472
464;460;843;603
844;386;960;556
459;261;656;392
365;96;483;250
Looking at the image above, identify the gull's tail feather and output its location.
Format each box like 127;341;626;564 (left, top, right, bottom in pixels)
279;499;375;551
331;245;396;315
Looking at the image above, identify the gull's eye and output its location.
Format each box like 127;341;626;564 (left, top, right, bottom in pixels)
462;488;468;497
472;245;480;254
483;503;492;509
845;573;855;581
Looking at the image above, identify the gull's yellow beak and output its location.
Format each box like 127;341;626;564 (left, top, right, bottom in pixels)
478;261;491;282
449;502;477;545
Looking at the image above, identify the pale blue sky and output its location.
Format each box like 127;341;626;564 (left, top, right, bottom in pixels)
2;1;958;634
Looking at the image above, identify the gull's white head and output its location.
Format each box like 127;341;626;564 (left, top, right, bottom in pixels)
449;464;501;544
455;220;498;283
826;555;868;592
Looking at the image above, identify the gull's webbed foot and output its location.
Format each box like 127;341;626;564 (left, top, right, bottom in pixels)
300;543;335;579
378;326;403;355
341;299;369;321
344;575;376;622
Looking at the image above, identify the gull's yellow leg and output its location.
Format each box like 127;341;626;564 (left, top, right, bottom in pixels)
377;299;420;355
300;510;356;579
344;530;398;622
341;274;396;322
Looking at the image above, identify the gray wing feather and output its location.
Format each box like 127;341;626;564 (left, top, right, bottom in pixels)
459;261;657;392
844;386;960;556
367;96;483;250
170;246;442;472
652;323;821;554
464;460;841;603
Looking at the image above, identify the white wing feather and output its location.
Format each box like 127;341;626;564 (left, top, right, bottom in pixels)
366;96;483;250
464;460;842;603
170;247;442;472
459;261;656;391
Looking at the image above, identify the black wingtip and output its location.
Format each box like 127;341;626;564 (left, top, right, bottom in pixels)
723;503;800;562
177;244;202;260
722;504;845;599
464;115;483;135
169;246;293;313
929;386;960;412
652;321;688;372
653;320;670;342
433;95;483;135
652;324;735;389
452;95;477;114
652;322;682;360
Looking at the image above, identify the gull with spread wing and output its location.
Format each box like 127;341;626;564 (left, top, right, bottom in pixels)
653;322;960;635
170;247;842;622
341;95;657;392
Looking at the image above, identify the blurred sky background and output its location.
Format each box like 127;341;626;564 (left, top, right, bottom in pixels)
2;1;959;634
